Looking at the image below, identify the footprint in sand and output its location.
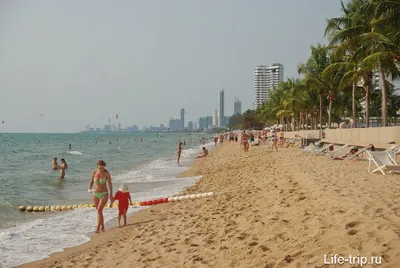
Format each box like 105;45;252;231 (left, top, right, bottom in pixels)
347;229;358;235
345;221;360;229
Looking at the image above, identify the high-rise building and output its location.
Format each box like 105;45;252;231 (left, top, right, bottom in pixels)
188;121;193;131
180;109;185;129
218;90;225;127
213;109;218;126
108;118;111;127
193;122;197;130
234;97;242;115
199;116;213;130
169;119;182;131
254;63;284;109
118;122;121;130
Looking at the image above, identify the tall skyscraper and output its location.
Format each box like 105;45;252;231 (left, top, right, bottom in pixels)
213;109;218;126
180;108;185;129
218;90;225;127
254;63;284;109
108;118;111;127
234;97;242;115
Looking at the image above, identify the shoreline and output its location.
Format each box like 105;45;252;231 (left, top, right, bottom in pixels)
18;142;400;267
17;142;220;268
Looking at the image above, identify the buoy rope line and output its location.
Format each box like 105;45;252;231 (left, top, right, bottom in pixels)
18;192;215;212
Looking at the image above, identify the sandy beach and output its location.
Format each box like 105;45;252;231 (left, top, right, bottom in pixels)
19;142;400;268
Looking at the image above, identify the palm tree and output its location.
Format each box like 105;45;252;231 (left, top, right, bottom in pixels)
298;44;332;132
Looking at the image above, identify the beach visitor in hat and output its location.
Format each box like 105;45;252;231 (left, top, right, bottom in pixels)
111;183;133;228
52;156;59;170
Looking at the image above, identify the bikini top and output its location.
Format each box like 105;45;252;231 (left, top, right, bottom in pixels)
95;177;107;185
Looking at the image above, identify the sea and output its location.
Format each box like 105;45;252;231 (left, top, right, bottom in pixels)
0;132;213;268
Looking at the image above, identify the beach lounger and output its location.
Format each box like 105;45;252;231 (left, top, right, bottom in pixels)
311;143;333;155
367;151;400;175
343;145;371;161
387;144;400;159
325;145;350;159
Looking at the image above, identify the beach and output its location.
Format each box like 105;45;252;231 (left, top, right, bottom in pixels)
19;142;400;268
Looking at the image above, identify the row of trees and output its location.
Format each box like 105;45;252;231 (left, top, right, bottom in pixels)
239;0;400;131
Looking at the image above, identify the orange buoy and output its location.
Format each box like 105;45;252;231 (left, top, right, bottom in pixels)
162;198;168;203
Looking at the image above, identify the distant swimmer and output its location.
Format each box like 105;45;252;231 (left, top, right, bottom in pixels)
59;158;67;180
177;142;183;164
52;156;59;170
68;144;72;150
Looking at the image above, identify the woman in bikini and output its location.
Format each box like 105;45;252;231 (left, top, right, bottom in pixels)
88;160;113;233
59;158;67;180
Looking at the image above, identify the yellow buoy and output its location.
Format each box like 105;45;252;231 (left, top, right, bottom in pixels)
45;206;51;211
89;204;95;208
77;204;83;209
33;206;39;212
50;206;56;211
72;205;78;209
55;206;61;211
82;204;88;208
38;207;45;212
66;205;73;210
26;206;33;212
19;206;26;212
60;205;67;211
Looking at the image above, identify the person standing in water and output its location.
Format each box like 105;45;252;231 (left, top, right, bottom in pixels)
52;156;59;170
68;144;72;150
88;160;113;233
177;142;183;164
59;158;67;180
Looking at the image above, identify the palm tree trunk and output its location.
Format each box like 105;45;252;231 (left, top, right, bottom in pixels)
365;85;371;128
328;99;333;129
378;60;388;127
352;81;357;127
319;94;323;138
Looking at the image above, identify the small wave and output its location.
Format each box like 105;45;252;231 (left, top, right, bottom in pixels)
67;151;82;155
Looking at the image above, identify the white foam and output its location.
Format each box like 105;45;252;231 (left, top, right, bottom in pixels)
67;151;82;155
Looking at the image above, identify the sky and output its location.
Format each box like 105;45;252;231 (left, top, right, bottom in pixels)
0;0;344;133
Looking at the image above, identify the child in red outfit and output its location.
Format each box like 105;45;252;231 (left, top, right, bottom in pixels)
111;183;133;228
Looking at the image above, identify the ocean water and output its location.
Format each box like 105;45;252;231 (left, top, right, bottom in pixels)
0;132;213;268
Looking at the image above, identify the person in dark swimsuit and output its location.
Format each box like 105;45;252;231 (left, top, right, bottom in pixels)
88;160;113;233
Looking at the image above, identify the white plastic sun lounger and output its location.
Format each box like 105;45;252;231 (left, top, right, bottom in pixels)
367;151;400;175
325;145;351;159
311;143;333;155
387;144;400;159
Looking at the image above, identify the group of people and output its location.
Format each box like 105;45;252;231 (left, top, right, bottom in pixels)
52;156;68;179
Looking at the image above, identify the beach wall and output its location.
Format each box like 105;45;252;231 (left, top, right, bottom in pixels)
283;127;400;149
323;127;400;149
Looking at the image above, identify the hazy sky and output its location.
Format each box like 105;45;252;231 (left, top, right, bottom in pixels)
0;0;343;133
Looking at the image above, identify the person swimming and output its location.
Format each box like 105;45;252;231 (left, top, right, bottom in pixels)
52;156;58;170
59;158;67;179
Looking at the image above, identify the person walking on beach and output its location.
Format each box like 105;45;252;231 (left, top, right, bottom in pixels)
177;142;183;164
242;131;249;152
213;136;218;147
52;156;58;170
271;132;278;152
88;160;113;233
59;158;67;180
279;130;285;147
111;183;133;228
219;134;224;145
